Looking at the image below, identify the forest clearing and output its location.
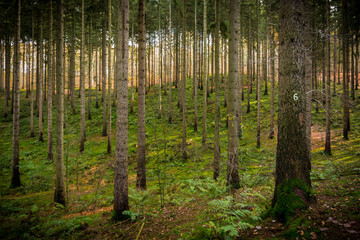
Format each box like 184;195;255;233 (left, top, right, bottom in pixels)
0;0;359;239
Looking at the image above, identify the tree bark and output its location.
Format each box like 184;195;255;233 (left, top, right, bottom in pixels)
95;27;99;108
80;0;86;152
38;13;44;142
193;0;197;131
30;12;35;137
48;0;54;160
102;7;108;137
202;0;208;145
269;1;275;139
107;0;112;153
70;17;76;114
256;0;261;148
168;1;173;124
342;0;350;140
54;0;65;206
11;0;21;188
246;14;251;114
130;23;134;113
88;17;92;120
272;0;314;223
181;0;187;160
227;0;240;188
324;0;331;154
136;0;146;190
114;0;129;220
213;0;220;181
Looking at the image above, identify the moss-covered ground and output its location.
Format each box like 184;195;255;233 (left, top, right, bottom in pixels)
0;76;359;239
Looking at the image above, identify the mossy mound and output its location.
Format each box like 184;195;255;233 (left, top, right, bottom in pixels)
272;178;313;223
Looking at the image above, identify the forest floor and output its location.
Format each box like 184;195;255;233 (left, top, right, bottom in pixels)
0;78;359;240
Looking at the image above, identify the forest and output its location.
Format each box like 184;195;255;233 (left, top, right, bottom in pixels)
0;0;359;239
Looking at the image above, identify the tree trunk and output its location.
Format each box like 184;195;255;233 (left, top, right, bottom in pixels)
202;0;208;145
350;35;355;100
272;0;314;223
80;0;86;152
107;0;112;154
114;0;129;220
102;8;107;137
70;17;76;114
342;0;350;140
30;12;35;137
22;41;25;91
213;0;220;181
136;0;146;190
130;23;134;113
269;1;275;139
181;0;187;160
256;0;261;148
88;17;92;120
47;0;54;160
193;0;197;131
54;0;65;206
11;0;21;188
333;30;337;95
168;1;173;124
26;42;30;98
4;23;10;118
246;14;251;113
95;28;99;108
39;13;44;142
227;0;239;188
324;0;331;154
158;7;162;119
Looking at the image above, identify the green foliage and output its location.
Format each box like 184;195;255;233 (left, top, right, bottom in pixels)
179;177;228;199
192;195;260;239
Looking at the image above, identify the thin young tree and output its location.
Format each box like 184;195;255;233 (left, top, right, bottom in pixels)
80;0;86;152
213;0;220;180
114;0;129;220
158;6;162;119
168;0;173;124
130;22;134;113
48;0;54;160
256;0;261;148
342;0;350;140
324;0;331;154
88;16;92;120
11;0;21;188
30;12;35;137
181;0;187;160
272;0;314;222
268;1;275;139
107;0;112;153
70;16;76;114
227;0;240;188
193;0;198;131
202;0;208;145
54;0;65;206
136;0;146;190
95;27;99;108
102;5;107;137
38;12;44;142
4;23;10;118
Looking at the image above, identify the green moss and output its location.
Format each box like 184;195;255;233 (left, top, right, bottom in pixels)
272;178;312;223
